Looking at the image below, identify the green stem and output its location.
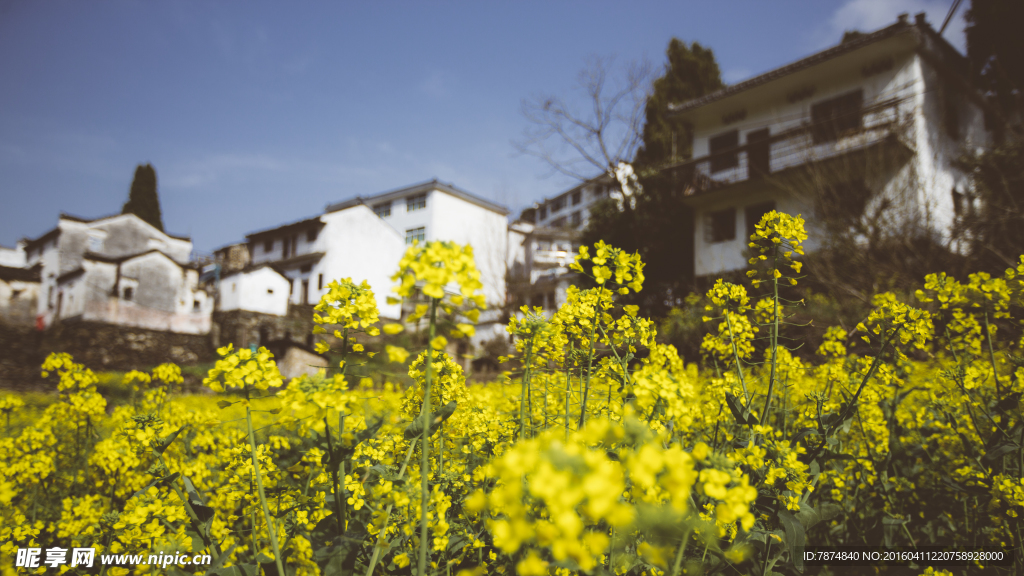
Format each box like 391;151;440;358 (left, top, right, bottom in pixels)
724;313;751;405
671;530;690;576
246;396;285;576
577;309;601;429
418;298;438;576
983;311;1002;397
324;416;346;539
519;336;536;440
565;344;574;442
364;441;418;576
761;249;780;424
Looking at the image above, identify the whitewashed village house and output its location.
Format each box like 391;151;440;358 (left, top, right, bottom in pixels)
667;13;993;278
508;174;619;313
218;180;510;347
21;213;212;334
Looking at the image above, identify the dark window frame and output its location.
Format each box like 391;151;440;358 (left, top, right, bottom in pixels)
406;194;427;212
709;130;740;173
811;89;864;143
705;208;736;243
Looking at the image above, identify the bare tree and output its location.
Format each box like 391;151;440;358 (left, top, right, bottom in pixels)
514;56;654;183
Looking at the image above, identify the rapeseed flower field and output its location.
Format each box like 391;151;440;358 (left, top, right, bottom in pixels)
2;214;1023;575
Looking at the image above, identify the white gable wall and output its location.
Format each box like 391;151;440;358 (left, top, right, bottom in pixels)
319;204;405;319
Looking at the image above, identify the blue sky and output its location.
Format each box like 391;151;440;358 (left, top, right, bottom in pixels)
0;0;968;254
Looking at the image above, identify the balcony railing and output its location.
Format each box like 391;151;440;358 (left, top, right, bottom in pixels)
532;249;574;267
669;96;910;196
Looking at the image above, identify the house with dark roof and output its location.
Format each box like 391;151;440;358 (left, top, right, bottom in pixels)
666;13;994;277
22;213;212;333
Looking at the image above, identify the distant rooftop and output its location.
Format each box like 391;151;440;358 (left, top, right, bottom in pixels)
325;179;509;216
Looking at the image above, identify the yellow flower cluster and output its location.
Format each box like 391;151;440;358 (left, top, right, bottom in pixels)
203;343;284;392
311;278;382;356
570;240;645;294
391;240;485;304
745;211;806;287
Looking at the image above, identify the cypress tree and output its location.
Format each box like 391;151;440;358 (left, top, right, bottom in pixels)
121;163;164;232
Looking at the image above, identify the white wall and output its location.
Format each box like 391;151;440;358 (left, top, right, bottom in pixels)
220;267;291;316
319;205;406;319
0;243;26;267
429;190;509;309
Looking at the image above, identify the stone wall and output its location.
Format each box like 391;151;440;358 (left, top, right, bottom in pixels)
41;320;215;371
212;304;317;350
0;321;46;390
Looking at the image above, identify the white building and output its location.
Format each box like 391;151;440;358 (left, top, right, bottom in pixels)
22;213;212;333
228;180;510;343
507;222;578;314
238;204;406;319
667;13;993;277
0;241;27;268
528;173;617;232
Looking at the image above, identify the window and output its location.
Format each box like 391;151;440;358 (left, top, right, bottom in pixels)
122;287;134;301
539;206;548;221
193;300;201;311
551;216;567;228
301;279;309;304
744;202;775;240
551;196;565;211
571;211;582;227
811;89;863;143
318;274;324;290
704;208;736;243
267;288;274;294
572;190;582;205
709;130;739;173
306;229;318;242
282;237;290;258
264;240;273;253
407;194;426;211
373;201;392;217
406;227;425;245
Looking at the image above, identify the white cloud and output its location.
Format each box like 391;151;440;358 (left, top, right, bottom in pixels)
816;0;967;53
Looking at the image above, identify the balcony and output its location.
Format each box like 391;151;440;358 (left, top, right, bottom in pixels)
532;249;574;267
672;96;912;197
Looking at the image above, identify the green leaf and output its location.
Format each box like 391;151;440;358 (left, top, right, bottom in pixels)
725;392;757;425
777;509;806;572
151;426;186;456
404;401;458;440
217;400;233;409
981;442;1019;465
882;516;907;547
